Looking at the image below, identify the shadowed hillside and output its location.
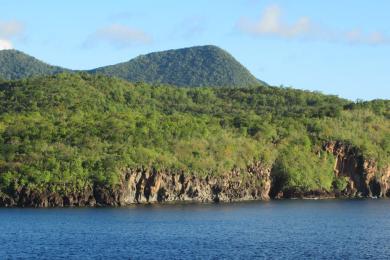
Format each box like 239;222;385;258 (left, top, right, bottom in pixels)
0;50;68;80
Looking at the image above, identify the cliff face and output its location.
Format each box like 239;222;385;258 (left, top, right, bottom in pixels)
268;141;389;199
0;162;271;207
0;141;388;207
324;141;389;198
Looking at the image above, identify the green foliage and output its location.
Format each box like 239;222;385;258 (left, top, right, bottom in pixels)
315;109;390;168
0;46;264;88
272;145;335;192
90;45;262;88
0;50;68;80
347;99;390;119
333;176;349;191
0;73;388;195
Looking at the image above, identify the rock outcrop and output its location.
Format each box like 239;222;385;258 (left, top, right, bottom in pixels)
269;141;389;199
324;141;389;198
0;162;271;207
0;186;96;207
0;141;388;207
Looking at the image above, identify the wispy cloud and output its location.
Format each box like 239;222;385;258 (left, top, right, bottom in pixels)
0;20;24;38
84;24;152;49
237;4;390;45
345;29;388;45
0;39;13;50
0;20;24;50
238;5;313;38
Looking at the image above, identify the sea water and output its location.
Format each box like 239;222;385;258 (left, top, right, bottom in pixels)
0;200;390;259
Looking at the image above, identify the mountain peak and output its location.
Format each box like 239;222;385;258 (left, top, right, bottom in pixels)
90;45;262;87
0;45;265;87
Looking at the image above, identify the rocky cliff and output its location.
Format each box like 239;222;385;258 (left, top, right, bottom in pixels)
0;162;271;207
323;141;390;198
269;141;389;199
0;141;388;207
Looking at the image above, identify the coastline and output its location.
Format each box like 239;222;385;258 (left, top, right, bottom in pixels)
0;189;384;208
1;140;389;208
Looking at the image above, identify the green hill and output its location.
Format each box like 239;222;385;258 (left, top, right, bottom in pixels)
0;46;264;87
89;45;262;87
0;50;68;80
0;73;388;201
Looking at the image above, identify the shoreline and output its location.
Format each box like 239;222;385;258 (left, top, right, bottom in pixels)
0;195;384;208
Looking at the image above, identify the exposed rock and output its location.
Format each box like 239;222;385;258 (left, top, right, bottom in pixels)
324;141;387;198
270;141;389;199
1;141;387;207
380;166;390;197
101;161;271;206
279;189;336;199
0;162;271;207
0;185;96;208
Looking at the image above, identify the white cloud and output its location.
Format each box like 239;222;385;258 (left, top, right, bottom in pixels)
85;24;152;48
237;4;390;45
0;20;24;38
0;39;13;50
0;20;24;49
345;29;388;45
238;5;314;38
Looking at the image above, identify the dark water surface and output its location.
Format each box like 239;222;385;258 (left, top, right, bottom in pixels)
1;200;390;259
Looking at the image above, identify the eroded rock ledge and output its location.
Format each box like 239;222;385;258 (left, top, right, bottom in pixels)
270;141;389;199
0;141;388;207
323;140;390;198
0;162;271;207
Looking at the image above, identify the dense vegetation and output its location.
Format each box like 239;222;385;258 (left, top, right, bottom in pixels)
1;46;263;88
0;73;388;195
90;45;263;87
0;50;67;80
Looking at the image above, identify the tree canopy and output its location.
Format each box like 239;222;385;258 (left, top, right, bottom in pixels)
0;50;68;80
0;73;388;195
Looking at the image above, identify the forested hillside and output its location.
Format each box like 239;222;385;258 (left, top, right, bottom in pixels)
0;50;68;80
0;73;388;200
90;45;261;87
0;46;263;88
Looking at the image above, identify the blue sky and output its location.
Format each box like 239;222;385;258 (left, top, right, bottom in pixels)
1;0;389;100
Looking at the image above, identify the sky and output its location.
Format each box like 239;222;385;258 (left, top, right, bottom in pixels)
1;0;389;100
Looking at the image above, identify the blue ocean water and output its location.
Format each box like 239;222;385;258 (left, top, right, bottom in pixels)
1;200;390;259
